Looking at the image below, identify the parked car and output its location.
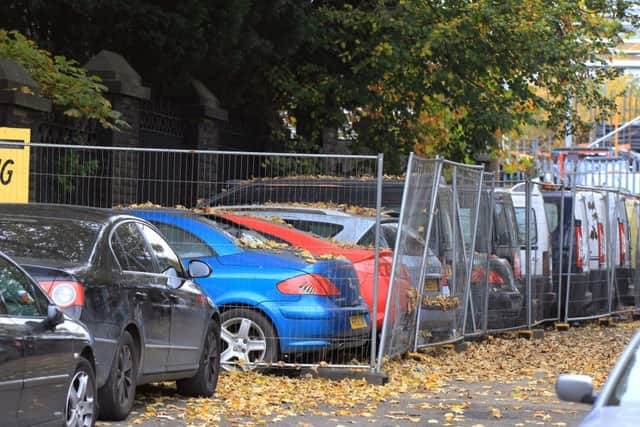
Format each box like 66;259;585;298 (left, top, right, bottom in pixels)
212;211;410;331
131;209;371;367
542;190;592;318
211;204;397;246
209;206;453;340
557;329;640;426
456;186;523;330
502;183;556;321
0;250;96;427
0;204;221;421
198;177;406;210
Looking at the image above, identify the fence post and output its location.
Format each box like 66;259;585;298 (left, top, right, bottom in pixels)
525;179;533;329
370;153;384;370
376;153;415;373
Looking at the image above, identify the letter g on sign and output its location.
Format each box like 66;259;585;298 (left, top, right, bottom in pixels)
0;159;14;185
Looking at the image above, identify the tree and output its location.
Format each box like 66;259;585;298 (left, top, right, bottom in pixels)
273;1;635;170
0;29;125;129
2;1;636;169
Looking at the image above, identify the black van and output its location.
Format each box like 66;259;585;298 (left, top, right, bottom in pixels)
542;191;592;318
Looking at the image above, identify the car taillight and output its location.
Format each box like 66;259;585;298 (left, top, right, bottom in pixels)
38;281;85;308
488;270;504;285
513;251;521;278
597;222;605;265
575;224;583;270
277;274;340;296
471;268;504;285
619;222;626;266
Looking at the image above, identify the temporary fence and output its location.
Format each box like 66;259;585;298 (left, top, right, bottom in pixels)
376;155;486;367
0;141;385;372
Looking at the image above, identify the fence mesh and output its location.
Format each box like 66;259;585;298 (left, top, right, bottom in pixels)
1;141;386;372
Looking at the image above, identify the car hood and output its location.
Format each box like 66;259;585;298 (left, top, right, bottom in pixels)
581;406;640;427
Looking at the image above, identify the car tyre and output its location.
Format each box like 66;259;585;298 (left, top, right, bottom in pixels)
65;356;96;427
177;319;221;397
98;331;138;421
220;308;278;371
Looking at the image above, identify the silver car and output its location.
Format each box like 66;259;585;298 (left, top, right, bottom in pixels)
557;329;640;426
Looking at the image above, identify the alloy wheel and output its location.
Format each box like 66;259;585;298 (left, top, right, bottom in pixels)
65;370;95;427
220;317;267;370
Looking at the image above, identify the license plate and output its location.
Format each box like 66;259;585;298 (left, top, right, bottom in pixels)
350;314;367;329
424;279;439;292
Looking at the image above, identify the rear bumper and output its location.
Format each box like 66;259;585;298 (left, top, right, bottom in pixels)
261;300;372;354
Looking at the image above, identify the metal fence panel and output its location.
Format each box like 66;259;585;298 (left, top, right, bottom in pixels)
2;141;387;372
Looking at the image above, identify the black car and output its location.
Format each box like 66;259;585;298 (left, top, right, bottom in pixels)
0;204;221;421
198;177;406;210
0;250;96;427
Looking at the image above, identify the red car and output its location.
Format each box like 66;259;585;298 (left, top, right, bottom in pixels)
212;212;412;330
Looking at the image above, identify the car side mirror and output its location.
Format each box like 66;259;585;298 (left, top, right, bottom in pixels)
188;260;212;278
556;374;596;404
46;305;64;327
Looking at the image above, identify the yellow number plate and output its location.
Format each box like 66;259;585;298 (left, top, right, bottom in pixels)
350;315;367;329
424;279;439;292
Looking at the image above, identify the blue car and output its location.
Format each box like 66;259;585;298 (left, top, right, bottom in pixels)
132;209;371;369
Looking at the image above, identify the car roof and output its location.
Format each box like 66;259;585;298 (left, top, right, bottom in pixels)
0;203;131;225
213;204;352;217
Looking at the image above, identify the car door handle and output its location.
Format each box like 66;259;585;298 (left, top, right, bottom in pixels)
134;291;148;302
168;294;180;303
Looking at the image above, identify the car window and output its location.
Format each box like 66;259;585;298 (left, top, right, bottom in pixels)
111;222;156;272
0;218;100;264
283;219;344;238
0;257;49;317
514;207;538;245
544;202;559;234
608;342;640;406
153;222;216;258
137;224;184;275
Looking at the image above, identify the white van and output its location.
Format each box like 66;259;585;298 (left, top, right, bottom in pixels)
581;190;610;314
505;183;555;320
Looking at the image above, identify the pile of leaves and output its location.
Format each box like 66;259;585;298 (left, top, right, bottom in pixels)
123;321;637;426
422;296;461;311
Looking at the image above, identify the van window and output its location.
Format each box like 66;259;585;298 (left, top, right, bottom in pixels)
514;207;538;245
544;202;559;234
493;203;511;247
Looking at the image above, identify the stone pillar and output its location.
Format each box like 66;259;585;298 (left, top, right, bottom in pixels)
179;79;228;204
85;50;150;206
0;59;52;201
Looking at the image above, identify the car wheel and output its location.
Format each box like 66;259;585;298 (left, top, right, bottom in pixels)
65;356;96;427
176;319;221;397
98;331;138;421
220;308;278;371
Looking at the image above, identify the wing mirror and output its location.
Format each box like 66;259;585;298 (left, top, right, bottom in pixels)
556;374;596;404
188;260;212;278
46;305;64;327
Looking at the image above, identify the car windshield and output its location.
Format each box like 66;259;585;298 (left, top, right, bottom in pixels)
607;341;640;406
0;218;101;264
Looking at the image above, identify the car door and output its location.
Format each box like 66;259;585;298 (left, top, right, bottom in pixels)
0;258;28;427
0;257;68;427
137;223;206;371
111;221;172;375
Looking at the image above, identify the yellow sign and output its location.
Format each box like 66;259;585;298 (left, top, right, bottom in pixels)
0;127;31;203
